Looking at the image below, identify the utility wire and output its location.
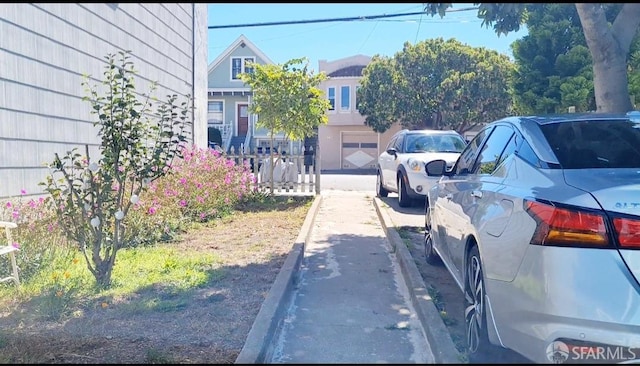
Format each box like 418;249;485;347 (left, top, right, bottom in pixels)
208;7;479;30
414;13;423;43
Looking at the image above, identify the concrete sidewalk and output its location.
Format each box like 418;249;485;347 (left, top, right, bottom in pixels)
235;191;460;364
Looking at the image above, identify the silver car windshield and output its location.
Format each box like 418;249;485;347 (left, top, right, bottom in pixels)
404;134;467;153
540;119;640;169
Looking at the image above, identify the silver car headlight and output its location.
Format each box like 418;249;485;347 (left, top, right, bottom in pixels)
407;158;422;172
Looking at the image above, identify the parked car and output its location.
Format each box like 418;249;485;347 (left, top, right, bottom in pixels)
376;129;466;207
423;111;640;363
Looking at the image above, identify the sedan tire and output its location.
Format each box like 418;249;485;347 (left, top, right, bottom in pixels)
423;231;440;265
464;245;491;361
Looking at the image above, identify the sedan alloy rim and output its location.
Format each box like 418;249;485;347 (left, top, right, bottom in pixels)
464;255;484;354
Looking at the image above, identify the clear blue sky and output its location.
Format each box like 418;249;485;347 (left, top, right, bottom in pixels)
207;3;528;71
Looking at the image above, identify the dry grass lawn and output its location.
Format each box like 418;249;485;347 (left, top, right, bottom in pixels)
0;195;313;364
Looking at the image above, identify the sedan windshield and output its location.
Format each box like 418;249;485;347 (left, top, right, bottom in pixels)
405;134;467;153
540;119;640;169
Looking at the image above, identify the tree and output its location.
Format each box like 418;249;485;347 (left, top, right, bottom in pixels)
510;4;595;114
357;56;400;133
240;57;330;193
357;38;513;134
423;3;640;113
40;51;192;288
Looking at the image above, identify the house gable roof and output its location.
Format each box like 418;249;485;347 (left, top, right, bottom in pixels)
319;54;372;77
207;34;275;74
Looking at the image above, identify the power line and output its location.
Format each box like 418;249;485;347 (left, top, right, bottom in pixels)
208;7;479;30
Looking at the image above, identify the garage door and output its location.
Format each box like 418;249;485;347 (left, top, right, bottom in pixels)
341;132;378;169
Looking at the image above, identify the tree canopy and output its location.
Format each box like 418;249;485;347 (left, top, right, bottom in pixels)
240;57;330;193
240;57;330;141
357;38;513;134
423;3;640;113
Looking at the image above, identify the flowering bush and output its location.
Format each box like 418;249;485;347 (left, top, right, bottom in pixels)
0;143;260;287
39;51;193;288
0;193;70;283
144;145;257;222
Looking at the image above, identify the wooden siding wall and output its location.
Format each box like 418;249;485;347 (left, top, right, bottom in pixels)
0;3;208;199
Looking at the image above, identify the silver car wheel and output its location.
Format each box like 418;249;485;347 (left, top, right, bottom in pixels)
464;246;488;355
423;231;439;264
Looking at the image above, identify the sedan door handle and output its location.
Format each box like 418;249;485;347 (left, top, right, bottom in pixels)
471;190;483;199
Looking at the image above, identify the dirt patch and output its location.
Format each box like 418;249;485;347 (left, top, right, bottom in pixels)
0;197;312;364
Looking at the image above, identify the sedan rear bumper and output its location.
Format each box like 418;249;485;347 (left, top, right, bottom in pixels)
484;245;640;364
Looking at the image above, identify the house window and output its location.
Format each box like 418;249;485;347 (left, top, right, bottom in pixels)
231;58;242;80
231;57;255;80
340;85;350;111
328;87;335;111
208;101;223;124
244;57;254;75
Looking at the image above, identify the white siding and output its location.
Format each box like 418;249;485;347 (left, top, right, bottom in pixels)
0;3;208;198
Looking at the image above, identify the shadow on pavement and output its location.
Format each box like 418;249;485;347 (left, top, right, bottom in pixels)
378;196;427;215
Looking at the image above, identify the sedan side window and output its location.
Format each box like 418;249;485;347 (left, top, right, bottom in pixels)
472;125;515;175
454;127;492;175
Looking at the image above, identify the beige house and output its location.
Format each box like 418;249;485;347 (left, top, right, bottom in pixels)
317;55;401;171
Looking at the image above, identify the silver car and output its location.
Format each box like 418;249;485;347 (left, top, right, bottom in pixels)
423;112;640;363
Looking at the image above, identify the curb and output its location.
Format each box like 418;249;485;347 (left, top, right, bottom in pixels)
235;194;324;364
373;197;462;364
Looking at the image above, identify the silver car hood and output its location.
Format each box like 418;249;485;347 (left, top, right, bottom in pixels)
564;168;640;287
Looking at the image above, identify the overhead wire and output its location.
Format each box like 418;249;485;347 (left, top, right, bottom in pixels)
358;20;379;54
414;12;423;44
208;7;479;30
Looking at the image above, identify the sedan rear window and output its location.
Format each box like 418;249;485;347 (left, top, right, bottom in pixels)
540;119;640;169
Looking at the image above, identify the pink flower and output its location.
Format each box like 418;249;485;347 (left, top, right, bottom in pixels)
179;200;187;207
20;189;27;195
148;207;157;215
11;242;20;249
5;202;11;208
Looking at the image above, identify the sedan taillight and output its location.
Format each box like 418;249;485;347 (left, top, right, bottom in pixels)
525;200;610;247
613;217;640;248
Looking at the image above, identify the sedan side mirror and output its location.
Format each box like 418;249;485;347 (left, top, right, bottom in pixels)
386;148;397;156
425;159;448;176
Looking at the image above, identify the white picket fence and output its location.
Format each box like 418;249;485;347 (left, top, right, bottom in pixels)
226;146;320;195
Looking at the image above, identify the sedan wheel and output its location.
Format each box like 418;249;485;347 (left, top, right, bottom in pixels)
423;231;440;264
464;245;490;359
376;170;388;197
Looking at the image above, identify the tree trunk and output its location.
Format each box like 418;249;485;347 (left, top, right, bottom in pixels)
576;3;640;113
